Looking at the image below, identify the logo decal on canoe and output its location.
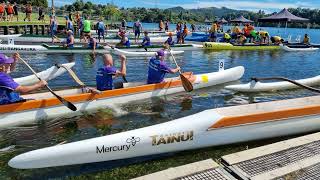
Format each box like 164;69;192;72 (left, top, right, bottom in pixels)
150;131;193;146
96;136;140;154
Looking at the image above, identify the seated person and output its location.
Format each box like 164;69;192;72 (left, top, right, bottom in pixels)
117;32;130;47
221;32;231;43
259;30;270;44
87;33;99;53
164;32;175;46
303;34;310;45
270;36;284;45
141;31;151;47
0;53;47;105
96;54;126;91
237;33;247;45
63;30;74;48
147;49;180;84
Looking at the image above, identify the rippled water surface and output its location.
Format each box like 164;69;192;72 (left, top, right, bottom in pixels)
1;27;320;179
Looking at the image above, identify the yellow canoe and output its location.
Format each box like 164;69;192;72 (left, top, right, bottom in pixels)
203;42;280;50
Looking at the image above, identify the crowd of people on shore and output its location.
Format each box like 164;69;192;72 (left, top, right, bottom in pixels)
0;2;45;22
208;22;311;45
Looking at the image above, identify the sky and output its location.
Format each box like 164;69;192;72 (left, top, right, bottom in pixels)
53;0;320;13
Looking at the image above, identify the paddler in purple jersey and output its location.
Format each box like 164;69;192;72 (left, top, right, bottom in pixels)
147;49;180;84
0;53;47;105
96;54;127;91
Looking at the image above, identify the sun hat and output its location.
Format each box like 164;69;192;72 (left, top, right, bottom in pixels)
0;54;14;64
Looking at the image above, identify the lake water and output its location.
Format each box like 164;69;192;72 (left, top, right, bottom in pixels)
1;25;320;179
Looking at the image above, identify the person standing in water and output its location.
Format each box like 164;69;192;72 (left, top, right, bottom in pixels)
96;18;106;42
133;20;142;43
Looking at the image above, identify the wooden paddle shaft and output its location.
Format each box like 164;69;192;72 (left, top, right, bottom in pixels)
168;49;182;74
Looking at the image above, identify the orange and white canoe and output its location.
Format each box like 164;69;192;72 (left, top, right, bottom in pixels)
0;66;244;129
9;94;320;169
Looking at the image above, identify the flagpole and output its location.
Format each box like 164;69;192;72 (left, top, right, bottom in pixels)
51;0;55;16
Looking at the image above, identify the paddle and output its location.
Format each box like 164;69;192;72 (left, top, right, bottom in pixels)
251;77;320;93
18;57;77;111
168;47;193;92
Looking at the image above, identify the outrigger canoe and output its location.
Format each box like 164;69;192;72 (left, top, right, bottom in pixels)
11;34;168;44
280;45;319;52
225;75;320;92
0;67;244;129
107;47;184;57
203;42;280;50
112;44;203;51
0;43;107;54
9;94;320;169
15;62;75;86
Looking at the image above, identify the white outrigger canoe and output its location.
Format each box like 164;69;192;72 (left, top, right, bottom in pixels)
11;35;168;44
225;75;320;92
109;44;203;52
15;62;75;86
0;44;108;54
0;67;244;129
9;94;320;169
108;47;184;57
280;45;319;52
0;34;23;39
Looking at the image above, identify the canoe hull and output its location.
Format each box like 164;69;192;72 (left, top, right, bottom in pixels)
14;62;75;86
281;45;319;52
0;44;108;54
9;97;320;169
225;75;320;92
0;67;244;128
203;42;280;50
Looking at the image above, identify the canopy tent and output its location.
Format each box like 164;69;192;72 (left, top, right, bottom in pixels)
217;18;228;24
258;8;309;22
230;16;253;23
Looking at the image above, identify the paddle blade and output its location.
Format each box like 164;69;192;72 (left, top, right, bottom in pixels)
56;96;77;111
180;74;193;92
46;86;77;111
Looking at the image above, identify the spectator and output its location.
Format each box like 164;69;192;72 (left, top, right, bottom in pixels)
7;2;14;22
24;3;32;22
38;7;44;22
13;2;18;21
0;2;4;21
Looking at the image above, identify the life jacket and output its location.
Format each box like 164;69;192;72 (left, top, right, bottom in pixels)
66;35;74;47
303;37;310;44
7;5;13;14
166;37;174;45
0;5;4;13
66;20;74;31
96;67;117;91
147;57;169;84
142;36;151;46
123;37;130;47
88;38;98;49
0;86;24;105
259;31;269;38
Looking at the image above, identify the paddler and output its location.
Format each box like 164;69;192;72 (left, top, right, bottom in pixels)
63;30;74;48
117;30;130;47
147;49;180;84
270;36;284;45
87;33;99;54
237;33;247;45
0;53;47;105
250;30;259;43
164;32;175;46
209;22;218;42
259;30;270;44
231;24;241;39
303;34;310;45
141;31;151;47
96;54;126;91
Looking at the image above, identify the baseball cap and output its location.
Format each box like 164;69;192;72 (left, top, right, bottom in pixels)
0;54;14;64
157;50;165;57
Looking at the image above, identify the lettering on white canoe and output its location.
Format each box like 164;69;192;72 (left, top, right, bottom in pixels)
150;131;193;146
96;136;140;154
0;47;37;51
